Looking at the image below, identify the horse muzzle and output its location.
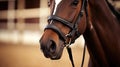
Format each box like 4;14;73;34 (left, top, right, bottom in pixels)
40;37;64;60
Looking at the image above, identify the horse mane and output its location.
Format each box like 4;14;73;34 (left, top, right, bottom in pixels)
106;0;120;23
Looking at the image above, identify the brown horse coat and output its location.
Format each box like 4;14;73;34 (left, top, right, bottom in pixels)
84;0;120;66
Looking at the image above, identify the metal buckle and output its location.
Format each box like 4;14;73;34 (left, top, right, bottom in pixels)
65;38;72;48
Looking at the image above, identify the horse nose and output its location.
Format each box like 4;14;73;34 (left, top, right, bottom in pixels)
48;40;56;53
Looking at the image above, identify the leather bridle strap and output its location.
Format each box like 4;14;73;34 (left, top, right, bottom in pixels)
67;46;75;67
48;15;74;29
66;0;88;67
45;24;66;41
46;15;73;42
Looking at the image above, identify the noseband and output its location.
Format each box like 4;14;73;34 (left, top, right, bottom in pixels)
45;0;88;67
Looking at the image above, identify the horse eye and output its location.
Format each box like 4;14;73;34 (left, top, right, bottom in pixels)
72;0;79;6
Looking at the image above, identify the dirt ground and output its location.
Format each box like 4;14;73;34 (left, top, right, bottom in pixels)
0;42;89;67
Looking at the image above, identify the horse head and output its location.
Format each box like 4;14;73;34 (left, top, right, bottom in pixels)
40;0;87;60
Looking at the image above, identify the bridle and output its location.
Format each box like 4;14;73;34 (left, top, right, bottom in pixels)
46;0;87;44
45;0;88;67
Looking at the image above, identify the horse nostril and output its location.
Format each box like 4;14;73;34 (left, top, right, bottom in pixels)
49;40;56;53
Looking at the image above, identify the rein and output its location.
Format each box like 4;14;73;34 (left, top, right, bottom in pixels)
45;0;88;67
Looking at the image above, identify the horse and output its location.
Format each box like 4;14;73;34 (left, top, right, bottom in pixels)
40;0;120;67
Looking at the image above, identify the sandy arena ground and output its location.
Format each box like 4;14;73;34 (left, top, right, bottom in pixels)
0;42;89;67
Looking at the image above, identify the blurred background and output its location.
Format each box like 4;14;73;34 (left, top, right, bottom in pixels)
0;0;119;67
